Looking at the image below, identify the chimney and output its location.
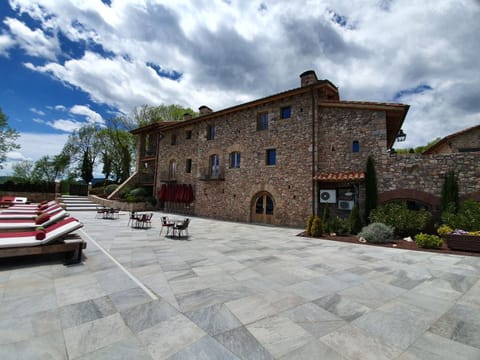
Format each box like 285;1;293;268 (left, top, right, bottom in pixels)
183;113;193;120
300;70;318;87
199;105;213;116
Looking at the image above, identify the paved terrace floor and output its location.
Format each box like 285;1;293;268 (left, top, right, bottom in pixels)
1;211;480;359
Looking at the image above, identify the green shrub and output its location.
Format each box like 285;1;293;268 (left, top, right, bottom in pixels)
311;216;323;237
105;184;119;196
441;200;480;231
415;233;443;249
349;205;362;235
306;215;314;236
330;216;350;236
370;201;431;237
358;222;394;244
437;224;453;236
129;187;148;197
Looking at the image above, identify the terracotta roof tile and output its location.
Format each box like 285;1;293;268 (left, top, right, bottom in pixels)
313;172;365;182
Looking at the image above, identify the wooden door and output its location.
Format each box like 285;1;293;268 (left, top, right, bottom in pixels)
251;192;274;224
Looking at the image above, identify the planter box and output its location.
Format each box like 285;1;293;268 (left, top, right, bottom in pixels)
445;234;480;252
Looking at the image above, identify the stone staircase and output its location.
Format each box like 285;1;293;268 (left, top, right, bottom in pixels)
59;195;98;212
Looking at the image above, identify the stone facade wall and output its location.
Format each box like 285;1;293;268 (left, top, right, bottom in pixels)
429;126;480;154
317;107;388;172
157;92;315;227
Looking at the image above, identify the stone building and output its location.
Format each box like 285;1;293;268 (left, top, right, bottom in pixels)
129;70;479;227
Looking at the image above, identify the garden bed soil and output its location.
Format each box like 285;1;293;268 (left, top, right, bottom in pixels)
298;232;480;257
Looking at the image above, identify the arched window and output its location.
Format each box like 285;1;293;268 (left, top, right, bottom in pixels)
169;159;177;180
210;154;220;178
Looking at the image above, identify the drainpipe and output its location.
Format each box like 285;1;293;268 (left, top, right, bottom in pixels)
311;87;317;216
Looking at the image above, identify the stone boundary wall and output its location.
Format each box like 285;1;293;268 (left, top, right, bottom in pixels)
0;191;57;203
88;195;155;212
377;152;480;208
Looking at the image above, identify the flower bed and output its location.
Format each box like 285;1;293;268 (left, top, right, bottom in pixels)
444;234;480;252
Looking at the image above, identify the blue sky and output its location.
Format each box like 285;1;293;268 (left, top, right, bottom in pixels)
1;0;479;175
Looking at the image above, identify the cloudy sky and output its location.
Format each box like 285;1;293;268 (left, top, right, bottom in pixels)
1;0;479;174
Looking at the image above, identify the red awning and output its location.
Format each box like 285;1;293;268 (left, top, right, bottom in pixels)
313;172;365;182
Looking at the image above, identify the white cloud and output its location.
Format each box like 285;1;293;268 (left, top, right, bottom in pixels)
0;132;69;176
3;17;60;60
70;105;104;126
45;119;83;132
5;0;480;147
0;33;15;56
30;107;45;116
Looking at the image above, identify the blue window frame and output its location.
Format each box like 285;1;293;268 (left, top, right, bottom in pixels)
207;125;215;140
280;106;291;119
230;151;241;168
353;140;360;153
257;112;268;131
266;149;276;166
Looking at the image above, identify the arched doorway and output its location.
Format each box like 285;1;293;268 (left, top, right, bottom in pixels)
251;192;275;224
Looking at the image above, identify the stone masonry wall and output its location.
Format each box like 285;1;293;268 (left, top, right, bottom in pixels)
157;92;315;227
376;152;480;204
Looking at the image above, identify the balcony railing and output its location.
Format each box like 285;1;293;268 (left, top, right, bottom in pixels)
199;166;225;181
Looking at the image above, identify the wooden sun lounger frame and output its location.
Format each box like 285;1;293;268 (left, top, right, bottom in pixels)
0;236;87;264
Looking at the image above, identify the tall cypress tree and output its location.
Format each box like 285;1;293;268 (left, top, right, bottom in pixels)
441;170;459;213
365;155;378;223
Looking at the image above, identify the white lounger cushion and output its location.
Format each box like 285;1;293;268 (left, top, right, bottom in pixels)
0;218;83;248
0;210;68;230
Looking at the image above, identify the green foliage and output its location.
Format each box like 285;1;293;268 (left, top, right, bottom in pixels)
370;201;431;237
306;215;314;236
441;200;480;231
322;204;331;233
358;222;394;244
365;156;378;223
441;171;459;213
104;184;119;196
132;104;198;127
415;233;443;249
330;216;350;235
311;216;323;237
11;160;34;180
129;187;148;197
0;107;20;169
437;224;453;236
349;205;362;235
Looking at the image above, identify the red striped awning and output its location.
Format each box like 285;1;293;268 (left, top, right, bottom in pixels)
313;172;365;182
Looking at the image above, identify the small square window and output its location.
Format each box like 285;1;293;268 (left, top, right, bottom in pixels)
185;130;192;139
266;149;276;166
280;106;291;119
257;112;268;131
353;140;360;153
171;134;177;145
207;125;215;140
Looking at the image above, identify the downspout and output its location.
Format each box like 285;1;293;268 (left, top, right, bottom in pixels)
311;87;317;216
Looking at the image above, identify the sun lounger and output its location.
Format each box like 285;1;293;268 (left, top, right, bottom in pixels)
0;196;15;208
0;217;85;264
0;203;62;215
0;210;69;230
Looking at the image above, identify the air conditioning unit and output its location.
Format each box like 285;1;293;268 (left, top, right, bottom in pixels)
319;190;336;203
338;200;354;210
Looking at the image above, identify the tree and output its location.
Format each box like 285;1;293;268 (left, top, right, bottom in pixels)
365;155;378;223
11;160;34;180
31;156;56;182
98;117;136;182
61;124;102;183
80;149;93;184
131;104;197;128
0;107;20;169
441;170;459;213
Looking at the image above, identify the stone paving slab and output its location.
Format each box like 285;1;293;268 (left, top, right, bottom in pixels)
0;210;480;359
